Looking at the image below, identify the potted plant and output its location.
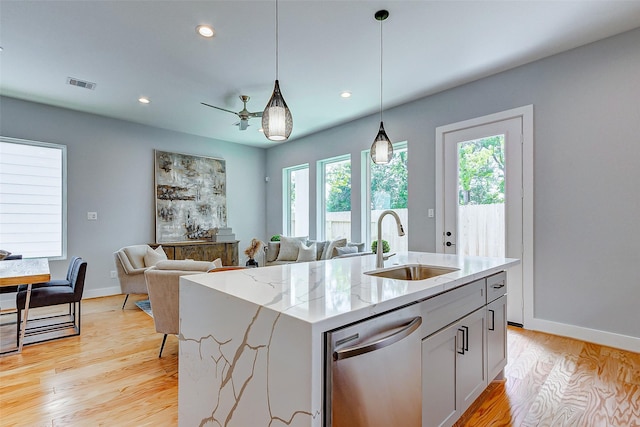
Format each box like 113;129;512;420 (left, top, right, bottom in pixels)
371;239;390;254
244;238;265;267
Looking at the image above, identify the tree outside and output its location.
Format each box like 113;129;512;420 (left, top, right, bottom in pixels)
458;135;504;205
325;160;351;212
370;149;408;210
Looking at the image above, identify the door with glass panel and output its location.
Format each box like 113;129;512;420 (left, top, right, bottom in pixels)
437;116;524;325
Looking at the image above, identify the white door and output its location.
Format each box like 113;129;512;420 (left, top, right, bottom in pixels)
436;110;528;326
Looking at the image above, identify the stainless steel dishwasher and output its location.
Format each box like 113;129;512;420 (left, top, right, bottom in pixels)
324;303;423;427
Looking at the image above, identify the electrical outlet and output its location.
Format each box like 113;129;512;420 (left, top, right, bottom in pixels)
87;212;98;220
110;270;117;279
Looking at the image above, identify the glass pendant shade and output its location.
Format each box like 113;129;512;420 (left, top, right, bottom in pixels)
370;121;394;164
262;79;293;141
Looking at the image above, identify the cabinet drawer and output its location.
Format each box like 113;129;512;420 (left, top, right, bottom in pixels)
421;279;485;337
486;271;507;303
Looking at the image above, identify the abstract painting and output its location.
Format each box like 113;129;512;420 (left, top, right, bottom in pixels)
154;150;226;243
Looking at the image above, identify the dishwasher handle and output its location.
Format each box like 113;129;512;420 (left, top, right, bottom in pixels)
333;317;422;361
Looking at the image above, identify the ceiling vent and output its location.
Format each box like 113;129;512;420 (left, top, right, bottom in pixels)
67;77;96;90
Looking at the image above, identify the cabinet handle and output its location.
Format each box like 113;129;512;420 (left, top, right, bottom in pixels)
457;328;465;355
491;283;505;289
462;325;469;351
488;309;495;331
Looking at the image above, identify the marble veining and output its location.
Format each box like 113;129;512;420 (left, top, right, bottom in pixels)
178;252;519;426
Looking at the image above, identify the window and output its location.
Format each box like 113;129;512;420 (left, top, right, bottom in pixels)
362;142;408;252
318;155;351;241
283;164;309;237
0;137;67;259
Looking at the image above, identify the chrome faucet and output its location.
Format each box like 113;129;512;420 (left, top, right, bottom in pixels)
376;210;405;268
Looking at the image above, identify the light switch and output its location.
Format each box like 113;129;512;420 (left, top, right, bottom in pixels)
87;212;98;220
428;209;434;218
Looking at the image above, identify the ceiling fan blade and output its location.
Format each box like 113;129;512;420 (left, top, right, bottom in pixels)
201;102;240;117
248;111;263;118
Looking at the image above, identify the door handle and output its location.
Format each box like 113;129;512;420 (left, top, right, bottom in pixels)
333;317;422;361
488;309;495;331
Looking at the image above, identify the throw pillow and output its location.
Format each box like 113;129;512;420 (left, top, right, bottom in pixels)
335;246;358;257
276;236;307;261
322;238;347;260
296;242;317;262
348;242;366;253
0;249;11;260
266;242;280;262
313;240;328;260
144;245;168;267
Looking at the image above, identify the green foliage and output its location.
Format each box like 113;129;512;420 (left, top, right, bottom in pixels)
370;149;408;209
270;234;281;242
458;136;505;205
325;161;351;212
371;239;390;253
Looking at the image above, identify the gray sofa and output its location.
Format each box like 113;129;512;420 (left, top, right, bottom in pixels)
264;236;372;266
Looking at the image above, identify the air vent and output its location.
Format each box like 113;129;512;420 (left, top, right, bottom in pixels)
67;77;96;90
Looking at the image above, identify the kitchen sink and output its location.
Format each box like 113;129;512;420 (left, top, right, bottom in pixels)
365;264;459;281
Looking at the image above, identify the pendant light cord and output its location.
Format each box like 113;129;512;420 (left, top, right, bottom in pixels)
379;16;383;123
275;0;279;79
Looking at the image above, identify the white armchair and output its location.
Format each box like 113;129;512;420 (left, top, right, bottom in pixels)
114;245;153;308
144;259;225;357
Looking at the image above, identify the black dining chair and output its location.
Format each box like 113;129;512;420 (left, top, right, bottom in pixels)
15;257;87;345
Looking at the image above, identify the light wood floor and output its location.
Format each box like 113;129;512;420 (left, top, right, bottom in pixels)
1;295;639;426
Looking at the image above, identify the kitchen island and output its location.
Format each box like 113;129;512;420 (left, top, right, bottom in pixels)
178;252;519;427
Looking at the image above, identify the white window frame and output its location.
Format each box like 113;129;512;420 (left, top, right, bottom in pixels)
0;136;67;260
361;141;408;248
316;154;351;241
282;163;309;237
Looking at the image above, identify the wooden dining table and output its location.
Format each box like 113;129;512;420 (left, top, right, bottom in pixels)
0;258;50;355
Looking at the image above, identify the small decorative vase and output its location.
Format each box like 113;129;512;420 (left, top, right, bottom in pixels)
245;258;259;268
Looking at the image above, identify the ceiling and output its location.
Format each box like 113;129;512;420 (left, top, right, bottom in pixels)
2;1;640;147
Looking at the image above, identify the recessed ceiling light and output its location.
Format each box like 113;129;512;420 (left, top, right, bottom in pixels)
196;25;215;38
340;91;352;98
138;97;151;104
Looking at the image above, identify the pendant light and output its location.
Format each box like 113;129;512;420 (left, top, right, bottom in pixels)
370;9;393;165
262;0;293;141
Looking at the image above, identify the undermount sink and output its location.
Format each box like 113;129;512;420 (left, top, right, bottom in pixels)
365;264;459;281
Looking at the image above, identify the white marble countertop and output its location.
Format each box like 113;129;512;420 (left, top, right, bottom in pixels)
181;251;519;331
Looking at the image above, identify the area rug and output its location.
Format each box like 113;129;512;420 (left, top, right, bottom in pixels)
135;299;153;318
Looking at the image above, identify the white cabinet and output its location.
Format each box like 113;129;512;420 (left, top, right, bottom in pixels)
422;307;486;427
487;294;507;381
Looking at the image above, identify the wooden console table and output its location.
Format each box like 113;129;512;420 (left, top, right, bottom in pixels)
150;241;239;266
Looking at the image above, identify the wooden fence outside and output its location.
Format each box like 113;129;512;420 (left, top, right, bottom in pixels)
458;203;505;257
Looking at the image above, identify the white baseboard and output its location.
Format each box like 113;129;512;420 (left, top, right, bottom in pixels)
83;286;122;300
526;317;640;353
0;286;123;311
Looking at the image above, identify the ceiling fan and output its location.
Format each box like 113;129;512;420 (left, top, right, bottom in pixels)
201;95;263;131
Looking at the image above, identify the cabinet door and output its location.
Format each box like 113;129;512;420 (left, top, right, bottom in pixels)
422;323;458;427
456;308;487;413
487;295;507;381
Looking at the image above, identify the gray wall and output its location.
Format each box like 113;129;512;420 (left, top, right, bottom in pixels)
0;97;266;298
265;28;640;339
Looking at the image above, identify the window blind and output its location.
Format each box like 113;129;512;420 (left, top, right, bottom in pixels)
0;137;66;259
